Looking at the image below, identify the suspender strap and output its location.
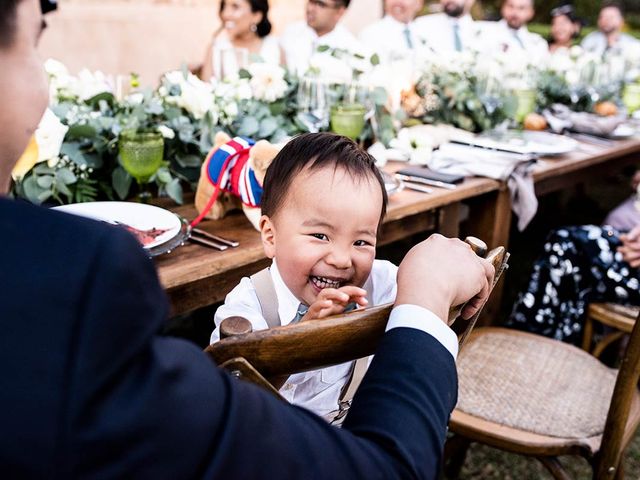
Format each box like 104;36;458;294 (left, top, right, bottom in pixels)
339;357;370;403
250;268;281;328
363;274;374;304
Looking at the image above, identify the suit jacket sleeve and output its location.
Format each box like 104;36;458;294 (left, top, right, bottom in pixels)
63;228;457;480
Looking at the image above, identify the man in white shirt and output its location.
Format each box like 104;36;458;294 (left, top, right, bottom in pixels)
280;0;361;76
415;0;484;54
359;0;425;61
486;0;548;62
581;2;640;58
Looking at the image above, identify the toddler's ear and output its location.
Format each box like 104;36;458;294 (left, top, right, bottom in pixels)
259;214;276;258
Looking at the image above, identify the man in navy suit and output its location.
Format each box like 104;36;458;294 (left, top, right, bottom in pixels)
0;0;494;477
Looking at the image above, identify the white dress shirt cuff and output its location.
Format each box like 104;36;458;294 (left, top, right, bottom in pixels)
386;304;459;359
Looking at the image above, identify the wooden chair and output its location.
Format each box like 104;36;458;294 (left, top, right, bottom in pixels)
582;303;639;359
205;238;509;400
444;312;640;480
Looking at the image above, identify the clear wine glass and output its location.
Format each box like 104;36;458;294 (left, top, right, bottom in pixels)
476;72;502;116
297;76;330;133
213;46;249;81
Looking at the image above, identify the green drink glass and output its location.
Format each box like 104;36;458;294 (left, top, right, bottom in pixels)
514;89;537;124
119;130;164;202
330;103;366;140
622;83;640;114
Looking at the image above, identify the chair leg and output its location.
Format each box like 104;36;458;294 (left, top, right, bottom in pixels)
592;332;626;359
582;317;594;352
538;457;572;480
443;435;471;479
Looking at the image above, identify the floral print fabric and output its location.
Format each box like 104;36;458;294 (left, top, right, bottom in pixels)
507;225;640;345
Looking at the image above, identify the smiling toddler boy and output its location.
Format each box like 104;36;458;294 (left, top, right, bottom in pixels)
210;132;397;420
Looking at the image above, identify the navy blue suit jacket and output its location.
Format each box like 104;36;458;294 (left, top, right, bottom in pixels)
0;197;457;479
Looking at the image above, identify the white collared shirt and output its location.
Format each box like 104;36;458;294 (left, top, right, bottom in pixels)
581;31;640;58
359;15;422;62
280;21;361;76
211;258;458;417
485;19;548;63
414;13;485;54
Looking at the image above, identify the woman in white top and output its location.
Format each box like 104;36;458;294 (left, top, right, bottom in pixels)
199;0;283;81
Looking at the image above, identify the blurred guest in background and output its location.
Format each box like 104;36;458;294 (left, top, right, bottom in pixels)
548;4;582;53
487;0;548;61
280;0;360;76
359;0;425;61
581;2;640;57
415;0;484;54
199;0;281;81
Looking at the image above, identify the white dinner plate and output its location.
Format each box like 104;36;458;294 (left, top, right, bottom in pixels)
454;130;578;156
53;201;182;249
609;123;636;139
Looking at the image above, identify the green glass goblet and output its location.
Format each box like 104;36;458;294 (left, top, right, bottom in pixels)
514;89;537;124
330;103;366;140
119;130;164;203
622;83;640;114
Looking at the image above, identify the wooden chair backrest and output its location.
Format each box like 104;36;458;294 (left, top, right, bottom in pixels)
595;310;640;479
205;243;509;385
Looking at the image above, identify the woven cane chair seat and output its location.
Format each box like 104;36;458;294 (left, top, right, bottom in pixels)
456;328;617;438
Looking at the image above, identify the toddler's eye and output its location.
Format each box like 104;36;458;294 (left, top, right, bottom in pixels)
311;233;328;241
354;240;373;247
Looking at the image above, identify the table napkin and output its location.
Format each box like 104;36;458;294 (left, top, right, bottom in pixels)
428;143;538;231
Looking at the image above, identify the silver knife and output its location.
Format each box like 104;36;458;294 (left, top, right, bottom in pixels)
396;173;458;190
192;228;239;247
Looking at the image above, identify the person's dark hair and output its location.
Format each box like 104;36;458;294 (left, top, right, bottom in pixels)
219;0;272;38
261;132;388;229
601;1;624;15
340;0;351;7
0;0;21;48
549;3;583;39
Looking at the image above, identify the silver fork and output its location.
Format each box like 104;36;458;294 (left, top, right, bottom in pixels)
192;228;239;248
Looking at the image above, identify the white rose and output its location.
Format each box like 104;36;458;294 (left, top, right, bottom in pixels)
125;92;145;106
390;128;433;163
179;87;212;119
247;63;288;102
75;69;113;100
157;125;175;140
11;109;68;180
164;70;186;86
36;109;69;165
163;71;215;119
234;80;253;100
44;58;70;78
223;101;239;118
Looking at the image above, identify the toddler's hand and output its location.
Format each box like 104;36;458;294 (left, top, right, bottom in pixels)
302;286;368;321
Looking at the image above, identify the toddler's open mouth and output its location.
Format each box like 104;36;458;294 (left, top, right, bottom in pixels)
309;275;345;290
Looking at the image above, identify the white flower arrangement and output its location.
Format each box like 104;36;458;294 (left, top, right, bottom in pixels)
246;63;288;103
45;59;113;103
162;70;216;120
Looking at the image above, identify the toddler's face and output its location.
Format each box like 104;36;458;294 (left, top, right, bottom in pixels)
260;165;383;307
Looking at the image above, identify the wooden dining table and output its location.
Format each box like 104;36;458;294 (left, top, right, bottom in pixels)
156;135;640;318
